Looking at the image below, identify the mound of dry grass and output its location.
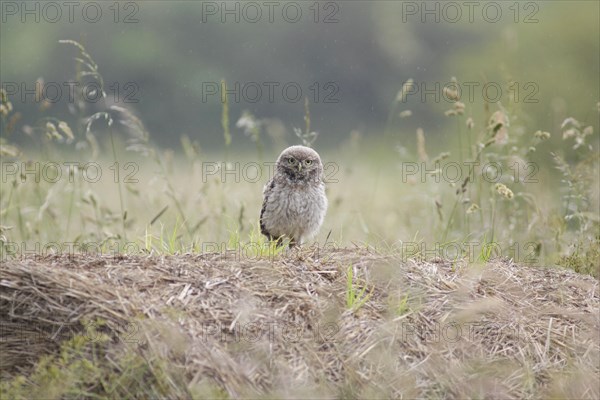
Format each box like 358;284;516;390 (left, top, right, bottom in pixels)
1;248;599;398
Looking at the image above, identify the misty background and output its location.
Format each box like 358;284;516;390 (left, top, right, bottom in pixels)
1;1;598;153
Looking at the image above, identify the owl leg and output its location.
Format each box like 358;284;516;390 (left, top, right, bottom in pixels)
270;235;288;248
272;236;295;248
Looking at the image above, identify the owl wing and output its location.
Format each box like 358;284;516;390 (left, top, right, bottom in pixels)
260;178;276;239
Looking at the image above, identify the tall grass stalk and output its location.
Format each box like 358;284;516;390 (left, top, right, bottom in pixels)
109;128;127;240
59;39;127;241
221;79;231;158
384;79;413;139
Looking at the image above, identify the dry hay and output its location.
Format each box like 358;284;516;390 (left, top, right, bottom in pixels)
1;248;599;398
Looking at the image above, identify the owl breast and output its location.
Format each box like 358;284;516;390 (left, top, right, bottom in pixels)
262;180;327;244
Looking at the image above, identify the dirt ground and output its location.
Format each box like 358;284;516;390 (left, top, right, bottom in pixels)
1;248;599;398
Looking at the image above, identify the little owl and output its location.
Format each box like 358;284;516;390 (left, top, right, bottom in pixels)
260;145;328;247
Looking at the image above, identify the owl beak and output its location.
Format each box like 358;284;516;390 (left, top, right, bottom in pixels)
297;163;302;172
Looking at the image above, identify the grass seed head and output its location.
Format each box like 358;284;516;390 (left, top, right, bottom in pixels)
466;117;475;130
534;130;551;140
495;183;514;199
466;203;480;214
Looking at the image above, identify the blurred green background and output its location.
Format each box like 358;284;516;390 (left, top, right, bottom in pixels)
1;1;598;150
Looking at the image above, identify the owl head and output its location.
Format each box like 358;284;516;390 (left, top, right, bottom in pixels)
276;145;323;183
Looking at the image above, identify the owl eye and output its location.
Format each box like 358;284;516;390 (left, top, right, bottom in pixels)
304;159;313;166
287;157;296;164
